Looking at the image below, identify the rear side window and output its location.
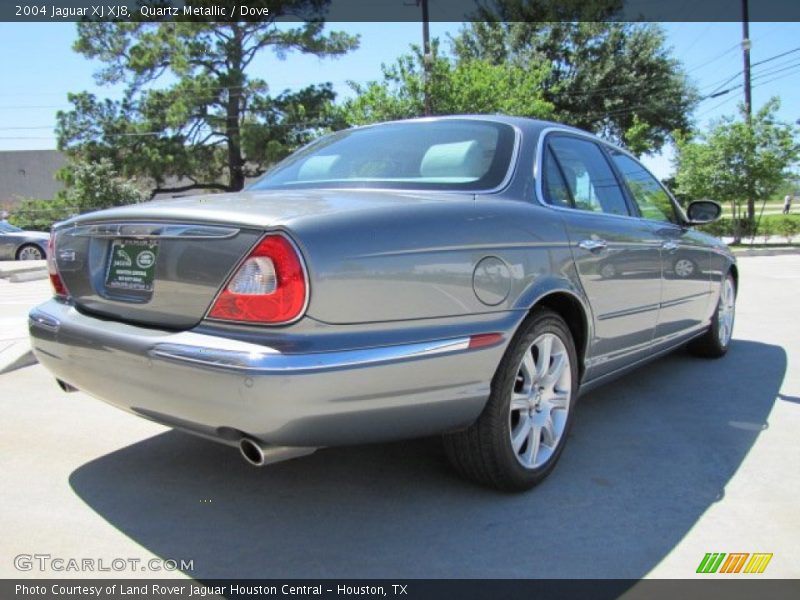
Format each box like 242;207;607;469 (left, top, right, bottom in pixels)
542;147;573;208
609;150;678;223
546;136;630;216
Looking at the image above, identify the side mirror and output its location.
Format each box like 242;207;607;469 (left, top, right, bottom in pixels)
686;200;722;225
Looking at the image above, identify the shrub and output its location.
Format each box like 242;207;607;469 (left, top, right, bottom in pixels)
756;218;775;243
776;216;799;242
8;198;79;232
698;218;732;238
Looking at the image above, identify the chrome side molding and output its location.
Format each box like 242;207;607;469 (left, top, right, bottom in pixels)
150;337;474;374
65;223;241;240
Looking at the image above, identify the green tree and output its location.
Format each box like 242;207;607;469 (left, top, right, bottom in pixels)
674;99;799;243
451;5;697;154
57;1;358;196
341;41;553;125
10;159;146;231
59;158;146;211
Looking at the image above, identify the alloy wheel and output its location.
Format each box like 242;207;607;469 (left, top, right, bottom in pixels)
717;276;735;346
509;333;572;469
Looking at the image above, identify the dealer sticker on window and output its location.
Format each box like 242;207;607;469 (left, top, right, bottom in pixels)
105;239;159;292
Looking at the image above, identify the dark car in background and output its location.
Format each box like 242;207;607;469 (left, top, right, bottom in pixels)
29;116;736;491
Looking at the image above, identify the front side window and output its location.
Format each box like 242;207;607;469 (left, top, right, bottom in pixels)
609;150;677;223
250;120;517;192
546;136;630;216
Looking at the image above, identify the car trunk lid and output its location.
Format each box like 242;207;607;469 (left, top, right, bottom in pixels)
54;221;263;330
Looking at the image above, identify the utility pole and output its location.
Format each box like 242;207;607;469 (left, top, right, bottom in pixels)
741;0;752;123
420;0;432;116
741;0;754;224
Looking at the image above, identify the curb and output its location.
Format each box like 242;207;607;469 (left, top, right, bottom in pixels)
0;260;47;278
732;247;800;257
9;270;49;283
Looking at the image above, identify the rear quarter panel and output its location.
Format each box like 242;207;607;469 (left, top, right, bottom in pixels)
287;197;579;325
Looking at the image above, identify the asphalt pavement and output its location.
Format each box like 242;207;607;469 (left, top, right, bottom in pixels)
0;256;798;580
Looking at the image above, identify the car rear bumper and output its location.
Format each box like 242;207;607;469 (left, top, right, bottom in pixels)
29;300;509;448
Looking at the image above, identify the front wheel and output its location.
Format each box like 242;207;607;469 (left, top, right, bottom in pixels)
688;273;736;358
443;308;579;491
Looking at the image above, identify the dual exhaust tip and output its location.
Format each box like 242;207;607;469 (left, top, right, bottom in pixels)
238;437;317;467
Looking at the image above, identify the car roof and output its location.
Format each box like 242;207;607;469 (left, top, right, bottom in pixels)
351;114;589;137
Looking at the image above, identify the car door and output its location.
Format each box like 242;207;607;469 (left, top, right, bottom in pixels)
540;134;663;378
0;224;15;259
607;149;713;341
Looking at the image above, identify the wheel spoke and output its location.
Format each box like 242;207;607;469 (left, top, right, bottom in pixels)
523;425;542;466
535;336;553;380
511;415;532;453
542;352;567;387
510;393;530;412
549;390;569;410
520;350;536;384
541;415;556;447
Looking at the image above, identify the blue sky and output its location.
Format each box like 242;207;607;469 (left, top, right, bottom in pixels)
0;21;798;178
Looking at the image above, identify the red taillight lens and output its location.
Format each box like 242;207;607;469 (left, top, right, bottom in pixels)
207;234;308;324
47;231;69;298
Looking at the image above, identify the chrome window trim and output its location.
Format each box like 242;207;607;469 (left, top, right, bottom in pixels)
250;117;523;196
533;126;687;225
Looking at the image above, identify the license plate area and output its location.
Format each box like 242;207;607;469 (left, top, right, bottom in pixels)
105;239;159;293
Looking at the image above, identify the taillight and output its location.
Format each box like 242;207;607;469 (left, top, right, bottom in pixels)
47;231;69;298
207;234;308;324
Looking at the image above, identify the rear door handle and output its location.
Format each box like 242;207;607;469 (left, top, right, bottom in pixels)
578;239;608;253
662;241;679;253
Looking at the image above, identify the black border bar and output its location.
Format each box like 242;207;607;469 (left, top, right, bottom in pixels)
4;579;800;600
2;0;800;23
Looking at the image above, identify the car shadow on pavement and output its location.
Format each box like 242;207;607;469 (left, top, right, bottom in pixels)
69;340;785;579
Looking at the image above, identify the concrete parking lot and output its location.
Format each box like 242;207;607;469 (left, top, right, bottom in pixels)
0;256;798;580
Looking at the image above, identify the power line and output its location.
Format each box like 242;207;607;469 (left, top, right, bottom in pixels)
696;63;800;118
684;42;741;74
751;45;800;67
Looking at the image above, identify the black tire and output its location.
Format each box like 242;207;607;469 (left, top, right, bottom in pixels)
688;272;736;358
443;308;579;491
16;243;45;261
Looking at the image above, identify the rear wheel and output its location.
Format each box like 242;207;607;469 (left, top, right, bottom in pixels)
16;244;44;261
688;272;736;358
443;308;579;491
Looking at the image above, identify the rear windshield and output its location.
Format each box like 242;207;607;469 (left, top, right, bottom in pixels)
250;119;517;192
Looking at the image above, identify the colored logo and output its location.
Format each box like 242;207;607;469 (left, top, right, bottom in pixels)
136;250;156;269
696;552;773;574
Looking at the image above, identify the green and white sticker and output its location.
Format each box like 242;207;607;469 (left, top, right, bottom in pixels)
105;239;159;291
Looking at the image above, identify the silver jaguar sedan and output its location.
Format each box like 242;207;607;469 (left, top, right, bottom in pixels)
29;116;736;491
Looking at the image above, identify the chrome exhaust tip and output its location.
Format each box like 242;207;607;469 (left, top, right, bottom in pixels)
238;437;317;467
239;438;266;466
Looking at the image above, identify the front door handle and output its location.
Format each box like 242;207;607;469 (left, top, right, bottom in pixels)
578;239;608;253
662;241;679;253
